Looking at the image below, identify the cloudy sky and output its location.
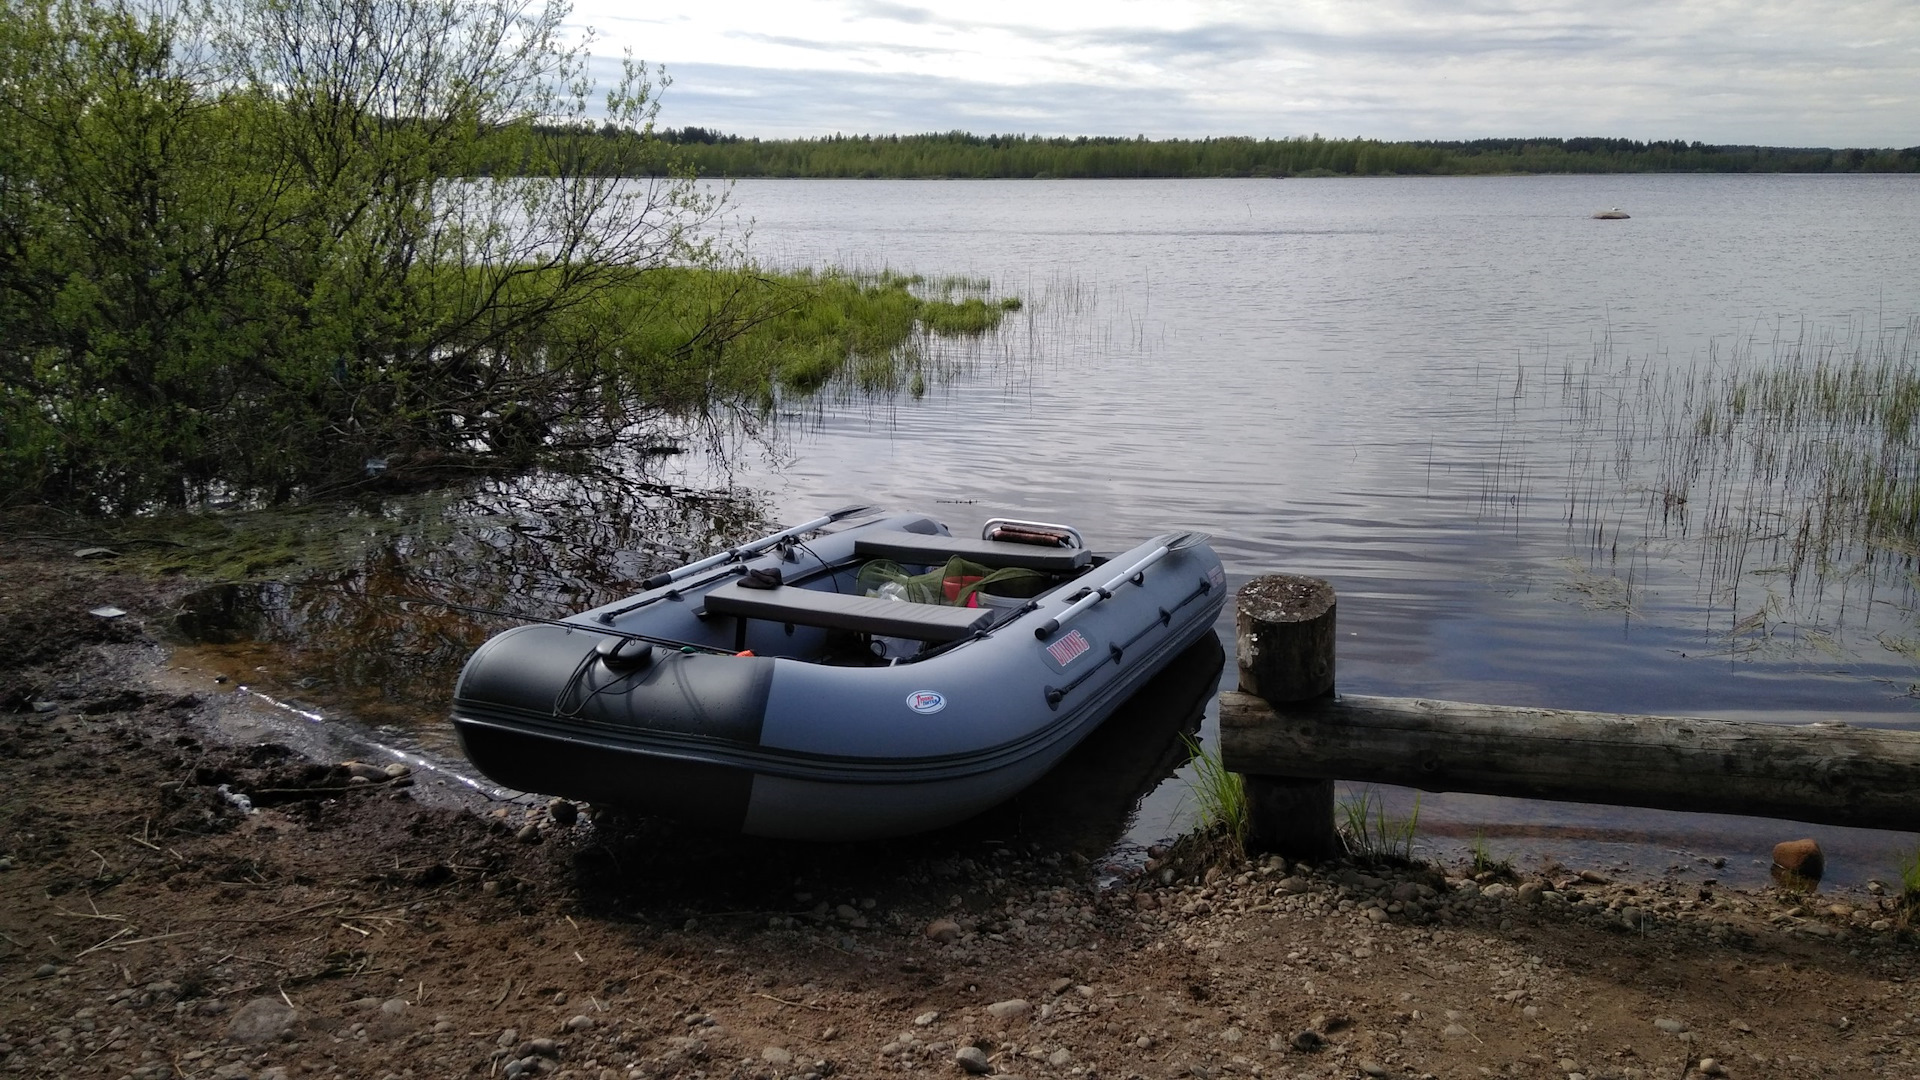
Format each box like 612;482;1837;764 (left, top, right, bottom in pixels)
570;0;1920;146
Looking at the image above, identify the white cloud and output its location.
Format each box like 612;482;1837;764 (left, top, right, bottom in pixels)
575;0;1920;144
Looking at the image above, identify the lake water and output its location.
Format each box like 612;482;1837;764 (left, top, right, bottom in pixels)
678;174;1920;885
184;174;1920;889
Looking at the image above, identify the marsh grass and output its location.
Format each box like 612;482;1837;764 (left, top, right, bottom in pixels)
1181;735;1249;845
1338;787;1420;865
1491;314;1920;667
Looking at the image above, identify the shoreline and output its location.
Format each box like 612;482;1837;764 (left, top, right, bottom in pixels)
4;535;1919;1080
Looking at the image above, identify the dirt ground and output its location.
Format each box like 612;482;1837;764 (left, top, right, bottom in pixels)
3;534;1919;1080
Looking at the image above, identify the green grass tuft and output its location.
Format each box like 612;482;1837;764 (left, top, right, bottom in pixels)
1181;734;1248;844
1898;847;1920;924
1338;787;1420;864
1469;833;1516;880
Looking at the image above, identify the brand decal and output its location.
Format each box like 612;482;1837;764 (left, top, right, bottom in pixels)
906;690;947;714
1208;565;1226;588
1046;629;1091;667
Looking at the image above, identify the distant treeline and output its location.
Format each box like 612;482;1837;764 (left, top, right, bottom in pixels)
531;129;1920;179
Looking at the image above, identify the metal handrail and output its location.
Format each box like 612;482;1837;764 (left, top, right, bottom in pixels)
980;517;1084;548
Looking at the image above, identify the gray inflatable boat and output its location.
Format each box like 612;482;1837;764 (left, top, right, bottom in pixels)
451;507;1227;840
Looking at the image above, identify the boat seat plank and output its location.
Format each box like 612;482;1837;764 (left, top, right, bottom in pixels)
853;530;1091;572
702;582;996;642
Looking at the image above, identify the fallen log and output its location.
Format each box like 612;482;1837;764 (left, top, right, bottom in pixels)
1220;690;1920;833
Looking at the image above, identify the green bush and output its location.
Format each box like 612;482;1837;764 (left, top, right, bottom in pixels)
0;0;1023;512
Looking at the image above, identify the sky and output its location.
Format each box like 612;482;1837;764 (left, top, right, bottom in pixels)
569;0;1920;146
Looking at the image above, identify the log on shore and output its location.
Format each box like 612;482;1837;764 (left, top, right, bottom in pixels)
1219;691;1920;833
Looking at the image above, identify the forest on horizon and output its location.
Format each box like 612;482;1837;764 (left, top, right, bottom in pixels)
522;129;1920;179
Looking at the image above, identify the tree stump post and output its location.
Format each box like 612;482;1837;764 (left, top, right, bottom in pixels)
1233;575;1339;860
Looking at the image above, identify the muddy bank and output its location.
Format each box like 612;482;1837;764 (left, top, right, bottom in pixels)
3;536;1919;1080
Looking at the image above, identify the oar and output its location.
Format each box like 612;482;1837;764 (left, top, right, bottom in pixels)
1034;531;1212;640
396;597;737;655
638;504;873;591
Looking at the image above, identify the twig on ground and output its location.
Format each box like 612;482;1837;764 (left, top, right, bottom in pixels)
754;992;828;1011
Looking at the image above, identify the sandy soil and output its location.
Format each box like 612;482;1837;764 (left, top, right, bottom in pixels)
3;535;1919;1080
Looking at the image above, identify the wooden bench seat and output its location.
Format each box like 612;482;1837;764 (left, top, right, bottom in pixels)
852;530;1091;572
702;582;997;642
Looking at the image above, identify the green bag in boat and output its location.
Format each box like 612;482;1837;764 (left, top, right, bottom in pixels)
856;557;1051;608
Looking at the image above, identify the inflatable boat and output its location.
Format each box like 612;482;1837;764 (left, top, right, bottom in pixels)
451;507;1227;840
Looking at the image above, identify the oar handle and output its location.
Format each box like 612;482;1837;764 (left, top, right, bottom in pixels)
1034;542;1172;639
640;504;870;589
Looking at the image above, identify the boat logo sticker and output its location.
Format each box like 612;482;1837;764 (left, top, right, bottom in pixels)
906;690;948;715
1046;629;1091;667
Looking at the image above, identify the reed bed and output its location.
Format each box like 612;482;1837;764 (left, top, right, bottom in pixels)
1491;314;1920;664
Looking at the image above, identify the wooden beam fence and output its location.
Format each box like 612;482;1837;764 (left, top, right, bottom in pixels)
1219;574;1920;859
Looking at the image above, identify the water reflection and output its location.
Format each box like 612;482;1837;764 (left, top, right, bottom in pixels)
936;632;1223;867
169;471;770;749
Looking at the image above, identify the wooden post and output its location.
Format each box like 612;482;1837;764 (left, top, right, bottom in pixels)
1234;574;1339;860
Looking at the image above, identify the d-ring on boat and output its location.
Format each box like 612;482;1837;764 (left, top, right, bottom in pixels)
451;507;1227;840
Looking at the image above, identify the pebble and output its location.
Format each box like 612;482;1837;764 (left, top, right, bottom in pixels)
34;963;58;979
761;1046;792;1065
1654;1017;1688;1034
1517;881;1545;905
516;824;541;844
955;1046;991;1074
986;999;1031;1021
924;918;962;943
913;1011;939;1027
1358;1061;1388;1077
1289;1030;1324;1051
225;997;299;1044
565;1015;594;1032
1441;1024;1470;1039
